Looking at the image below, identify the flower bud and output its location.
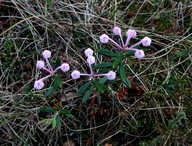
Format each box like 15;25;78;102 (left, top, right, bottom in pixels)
126;29;137;38
42;50;51;58
141;37;151;46
107;71;116;80
60;63;70;72
87;56;95;64
71;70;81;79
36;61;45;69
113;27;121;35
34;80;44;90
84;48;94;57
134;50;145;59
99;34;109;43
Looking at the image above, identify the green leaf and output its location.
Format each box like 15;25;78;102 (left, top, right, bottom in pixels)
77;82;91;95
52;119;56;128
60;110;74;118
99;76;108;84
55;115;61;129
94;80;106;93
113;55;123;68
119;63;131;88
44;87;55;97
40;108;56;113
38;119;51;125
82;86;94;103
94;62;112;68
60;109;70;115
54;76;63;87
66;114;75;118
44;77;62;97
98;49;118;57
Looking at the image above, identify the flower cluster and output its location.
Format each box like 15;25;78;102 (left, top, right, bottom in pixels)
71;48;116;80
34;50;70;90
99;27;152;59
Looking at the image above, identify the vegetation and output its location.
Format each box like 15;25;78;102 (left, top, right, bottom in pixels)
0;0;191;145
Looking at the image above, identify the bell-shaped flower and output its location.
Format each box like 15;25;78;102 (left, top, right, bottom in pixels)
84;48;94;57
99;34;109;43
87;56;95;65
107;71;116;80
34;80;44;90
71;70;81;79
126;29;137;39
42;50;51;59
141;37;151;46
113;27;121;35
134;50;145;59
36;61;45;69
60;63;70;72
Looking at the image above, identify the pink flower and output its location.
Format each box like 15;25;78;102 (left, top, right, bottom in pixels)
141;37;151;46
126;29;137;39
36;61;45;69
87;56;95;65
99;34;109;43
60;63;70;72
71;70;81;79
134;50;145;59
84;48;94;57
113;27;121;35
34;80;44;90
42;50;51;59
107;71;116;80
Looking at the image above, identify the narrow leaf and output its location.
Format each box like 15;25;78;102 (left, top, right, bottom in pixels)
38;119;51;125
94;62;112;68
123;50;135;58
54;76;63;88
98;49;118;57
94;80;106;93
52;119;56;128
66;114;75;118
44;77;63;97
60;109;70;115
77;82;91;95
44;87;55;97
99;76;108;84
40;108;56;113
113;55;123;68
82;86;94;103
56;115;61;129
119;63;131;88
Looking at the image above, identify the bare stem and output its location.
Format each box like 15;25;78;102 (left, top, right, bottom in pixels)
94;74;108;77
42;67;52;73
80;73;92;76
124;36;131;46
119;33;124;46
45;58;54;71
40;74;52;81
108;38;123;49
88;62;94;75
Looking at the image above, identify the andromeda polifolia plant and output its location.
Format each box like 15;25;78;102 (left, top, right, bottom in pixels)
99;27;151;59
34;50;70;90
98;27;152;88
71;48;116;102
